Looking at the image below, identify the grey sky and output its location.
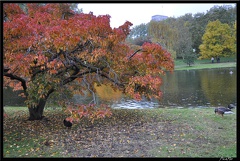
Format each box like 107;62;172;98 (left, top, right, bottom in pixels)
78;3;236;28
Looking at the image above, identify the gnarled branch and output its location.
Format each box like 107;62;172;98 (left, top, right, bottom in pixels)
3;72;28;96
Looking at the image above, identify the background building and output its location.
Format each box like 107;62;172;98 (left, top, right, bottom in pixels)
151;15;168;21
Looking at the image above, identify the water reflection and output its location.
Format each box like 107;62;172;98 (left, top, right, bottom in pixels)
111;99;159;109
157;67;236;108
100;67;236;109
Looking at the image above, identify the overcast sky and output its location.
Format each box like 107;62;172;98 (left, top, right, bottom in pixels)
78;3;236;28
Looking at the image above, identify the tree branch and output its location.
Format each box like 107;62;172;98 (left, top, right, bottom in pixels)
3;72;28;96
99;72;125;88
4;68;10;73
128;49;142;60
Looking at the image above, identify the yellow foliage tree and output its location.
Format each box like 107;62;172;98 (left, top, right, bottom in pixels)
199;20;236;59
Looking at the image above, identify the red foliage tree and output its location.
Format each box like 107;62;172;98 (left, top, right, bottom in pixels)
3;3;174;121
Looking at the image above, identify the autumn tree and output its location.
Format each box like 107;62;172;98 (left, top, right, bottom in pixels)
173;17;196;66
167;16;193;60
199;20;236;59
127;23;151;46
148;20;177;59
188;5;236;55
128;23;148;38
205;5;236;26
3;3;174;121
188;12;207;55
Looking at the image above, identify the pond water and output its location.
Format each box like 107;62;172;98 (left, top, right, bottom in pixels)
158;67;237;108
102;67;237;109
3;67;237;109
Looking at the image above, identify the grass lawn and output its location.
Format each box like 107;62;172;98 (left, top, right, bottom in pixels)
3;106;237;158
174;57;236;70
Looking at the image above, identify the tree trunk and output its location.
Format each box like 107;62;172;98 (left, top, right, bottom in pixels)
28;99;47;120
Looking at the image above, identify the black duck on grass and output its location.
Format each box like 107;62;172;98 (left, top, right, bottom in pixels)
228;104;236;109
214;107;233;117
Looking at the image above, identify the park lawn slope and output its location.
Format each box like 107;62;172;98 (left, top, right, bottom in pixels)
175;62;236;71
174;57;236;71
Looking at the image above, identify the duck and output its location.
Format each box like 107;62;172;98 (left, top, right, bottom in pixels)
63;119;72;128
214;107;233;117
228;104;236;109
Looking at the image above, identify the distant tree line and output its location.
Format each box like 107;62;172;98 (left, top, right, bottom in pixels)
127;4;236;65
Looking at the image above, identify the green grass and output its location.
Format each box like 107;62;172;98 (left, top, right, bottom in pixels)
3;106;71;158
148;108;237;157
174;57;236;71
3;106;237;157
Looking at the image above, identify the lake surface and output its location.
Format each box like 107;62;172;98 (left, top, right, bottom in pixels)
108;67;237;109
3;67;237;109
